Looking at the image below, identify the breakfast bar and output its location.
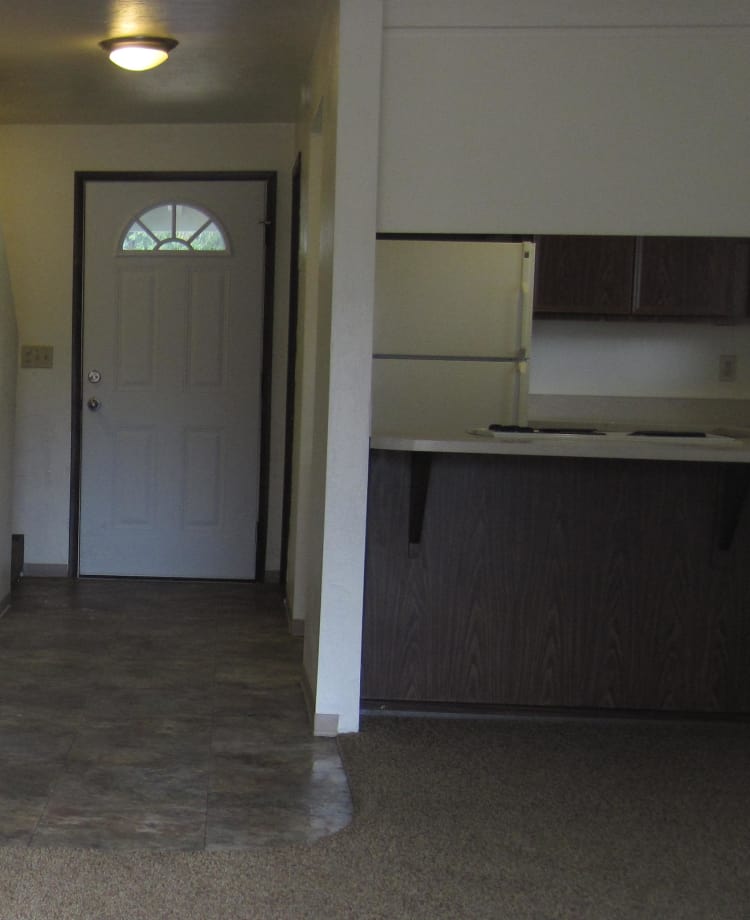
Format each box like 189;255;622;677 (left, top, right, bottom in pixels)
362;428;750;714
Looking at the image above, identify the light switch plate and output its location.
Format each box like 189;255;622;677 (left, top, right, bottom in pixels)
719;353;737;383
20;345;54;369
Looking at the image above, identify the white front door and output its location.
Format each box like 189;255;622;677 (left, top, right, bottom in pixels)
79;179;267;578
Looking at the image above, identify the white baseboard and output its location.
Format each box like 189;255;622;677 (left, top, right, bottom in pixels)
299;671;339;735
313;712;340;737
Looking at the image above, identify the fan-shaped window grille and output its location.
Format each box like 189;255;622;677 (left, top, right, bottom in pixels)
121;203;229;252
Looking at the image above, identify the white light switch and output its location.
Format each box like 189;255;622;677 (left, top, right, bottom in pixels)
718;354;737;383
20;345;54;369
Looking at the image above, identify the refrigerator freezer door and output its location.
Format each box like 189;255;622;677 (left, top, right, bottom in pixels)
374;239;530;357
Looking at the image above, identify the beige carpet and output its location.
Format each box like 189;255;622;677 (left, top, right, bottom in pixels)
1;715;749;919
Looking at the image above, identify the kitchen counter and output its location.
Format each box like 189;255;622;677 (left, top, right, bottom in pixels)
370;427;750;464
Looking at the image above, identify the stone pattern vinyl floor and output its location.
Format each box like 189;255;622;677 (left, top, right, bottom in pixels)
0;578;351;851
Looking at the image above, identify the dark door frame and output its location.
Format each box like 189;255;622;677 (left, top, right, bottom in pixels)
69;170;277;580
280;154;302;588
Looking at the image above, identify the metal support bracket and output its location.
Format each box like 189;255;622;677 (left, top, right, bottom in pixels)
408;452;432;557
717;464;750;552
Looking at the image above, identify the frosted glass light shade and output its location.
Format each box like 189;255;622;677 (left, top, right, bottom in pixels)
100;37;178;72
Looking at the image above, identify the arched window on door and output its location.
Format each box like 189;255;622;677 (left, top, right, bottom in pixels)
120;202;229;252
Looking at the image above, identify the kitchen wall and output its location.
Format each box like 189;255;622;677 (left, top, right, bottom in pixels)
530;321;750;401
0;223;18;606
0;123;294;573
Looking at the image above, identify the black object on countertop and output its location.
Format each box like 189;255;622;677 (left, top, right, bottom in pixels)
489;424;535;433
628;430;707;438
538;427;606;435
489;424;606;435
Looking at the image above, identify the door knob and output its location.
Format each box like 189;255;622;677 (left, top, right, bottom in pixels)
87;397;102;411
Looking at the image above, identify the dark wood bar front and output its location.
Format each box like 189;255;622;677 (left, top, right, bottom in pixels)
362;448;750;713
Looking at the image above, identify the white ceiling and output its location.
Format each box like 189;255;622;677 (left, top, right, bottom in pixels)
0;0;331;124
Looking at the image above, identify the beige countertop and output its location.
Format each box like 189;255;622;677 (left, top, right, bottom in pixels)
370;427;750;463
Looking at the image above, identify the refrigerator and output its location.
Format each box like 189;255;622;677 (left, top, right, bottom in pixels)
371;238;535;438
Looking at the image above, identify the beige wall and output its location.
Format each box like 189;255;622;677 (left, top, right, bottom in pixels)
291;6;339;703
531;322;750;403
0;225;18;604
0;123;295;573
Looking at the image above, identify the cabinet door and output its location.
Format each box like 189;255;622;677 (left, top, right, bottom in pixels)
534;235;635;315
636;237;750;318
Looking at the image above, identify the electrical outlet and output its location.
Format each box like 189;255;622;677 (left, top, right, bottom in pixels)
718;354;737;383
20;345;54;369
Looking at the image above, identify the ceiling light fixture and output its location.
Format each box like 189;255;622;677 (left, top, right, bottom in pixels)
99;36;178;72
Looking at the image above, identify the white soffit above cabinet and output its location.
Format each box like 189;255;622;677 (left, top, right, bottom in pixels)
383;0;750;29
376;19;750;235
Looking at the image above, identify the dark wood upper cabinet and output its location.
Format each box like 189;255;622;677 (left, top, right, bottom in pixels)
635;236;750;318
534;234;750;320
534;235;635;315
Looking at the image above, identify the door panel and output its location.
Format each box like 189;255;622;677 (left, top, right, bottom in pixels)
116;270;158;387
112;427;156;526
182;428;223;527
186;271;228;387
79;180;266;578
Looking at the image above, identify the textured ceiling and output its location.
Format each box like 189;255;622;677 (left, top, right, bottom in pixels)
0;0;331;124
